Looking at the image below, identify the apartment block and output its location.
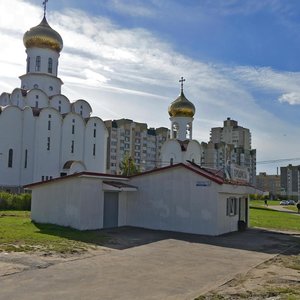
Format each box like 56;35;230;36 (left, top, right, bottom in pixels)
256;172;281;197
202;118;256;185
105;119;169;174
280;164;300;200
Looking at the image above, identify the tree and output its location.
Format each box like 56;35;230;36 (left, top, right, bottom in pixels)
119;154;140;176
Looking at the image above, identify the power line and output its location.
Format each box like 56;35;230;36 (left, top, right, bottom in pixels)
257;158;300;165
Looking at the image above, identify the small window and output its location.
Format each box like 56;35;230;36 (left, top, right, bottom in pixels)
48;58;53;73
47;137;50;150
93;144;96;156
170;158;174;165
226;197;237;216
71;140;74;153
93;129;96;138
72;125;75;134
49;86;53;91
35;56;41;71
48;120;51;130
8;149;13;168
24;149;28;168
35;101;38;108
58;106;61;112
26;57;30;73
34;84;38;89
42;176;44;181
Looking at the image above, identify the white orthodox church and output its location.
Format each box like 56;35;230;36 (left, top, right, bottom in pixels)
0;15;108;191
161;77;202;166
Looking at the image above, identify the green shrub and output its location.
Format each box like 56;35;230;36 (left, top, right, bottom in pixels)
0;192;31;210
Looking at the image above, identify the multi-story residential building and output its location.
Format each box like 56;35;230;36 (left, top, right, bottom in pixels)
202;118;256;185
280;164;300;200
256;172;281;198
105;119;169;174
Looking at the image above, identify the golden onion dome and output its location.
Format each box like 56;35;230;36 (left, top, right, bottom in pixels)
23;16;63;53
168;90;195;118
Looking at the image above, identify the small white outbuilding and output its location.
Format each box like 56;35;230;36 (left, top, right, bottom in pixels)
27;162;256;236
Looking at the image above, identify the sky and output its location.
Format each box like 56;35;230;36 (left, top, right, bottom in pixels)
1;0;300;174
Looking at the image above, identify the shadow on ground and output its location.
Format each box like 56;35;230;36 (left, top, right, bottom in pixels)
34;222;300;255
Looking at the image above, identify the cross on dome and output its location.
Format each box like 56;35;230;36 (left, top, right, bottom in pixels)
43;0;48;17
179;76;185;92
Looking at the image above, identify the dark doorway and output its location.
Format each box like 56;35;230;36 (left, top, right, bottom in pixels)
103;192;119;228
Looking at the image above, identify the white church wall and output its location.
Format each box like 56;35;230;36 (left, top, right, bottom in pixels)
61;113;85;168
31;177;104;230
0;106;23;187
84;117;108;172
49;94;71;114
71;99;92;118
26;89;49;109
128;167;220;235
34;108;62;182
25;48;59;76
161;140;182;166
10;88;26;108
184;140;202;164
20;107;36;185
0;92;11;106
21;73;62;97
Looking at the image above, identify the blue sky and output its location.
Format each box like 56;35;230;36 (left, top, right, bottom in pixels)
1;0;300;174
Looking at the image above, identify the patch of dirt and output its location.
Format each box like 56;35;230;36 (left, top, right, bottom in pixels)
0;246;113;277
197;245;300;300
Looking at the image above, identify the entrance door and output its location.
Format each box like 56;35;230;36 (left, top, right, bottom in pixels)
103;192;119;228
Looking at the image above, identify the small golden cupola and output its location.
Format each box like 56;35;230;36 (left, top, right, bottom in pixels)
23;16;63;53
168;77;195;118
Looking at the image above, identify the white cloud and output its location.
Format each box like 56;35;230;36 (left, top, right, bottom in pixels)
278;92;300;105
1;0;300;175
106;0;156;17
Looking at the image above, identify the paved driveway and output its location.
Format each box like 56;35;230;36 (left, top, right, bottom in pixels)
0;227;299;300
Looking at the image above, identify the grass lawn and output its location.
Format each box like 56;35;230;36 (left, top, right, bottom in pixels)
250;199;299;212
250;206;300;231
0;211;107;253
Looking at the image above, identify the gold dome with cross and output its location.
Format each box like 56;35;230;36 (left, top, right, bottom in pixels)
168;77;195;118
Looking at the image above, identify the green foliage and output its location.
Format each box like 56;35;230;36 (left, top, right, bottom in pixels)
119;154;140;176
0;192;31;210
0;211;107;253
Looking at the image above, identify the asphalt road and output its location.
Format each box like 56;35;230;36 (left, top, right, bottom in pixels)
0;227;299;300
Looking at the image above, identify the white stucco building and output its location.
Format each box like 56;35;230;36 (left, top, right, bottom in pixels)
161;78;202;166
0;16;108;191
27;161;255;235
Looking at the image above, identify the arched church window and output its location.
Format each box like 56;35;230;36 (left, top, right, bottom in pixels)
172;123;178;139
170;158;174;165
48;58;53;73
8;149;13;168
24;149;28;168
71;140;74;153
26;57;30;73
186;123;191;139
35;56;41;71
